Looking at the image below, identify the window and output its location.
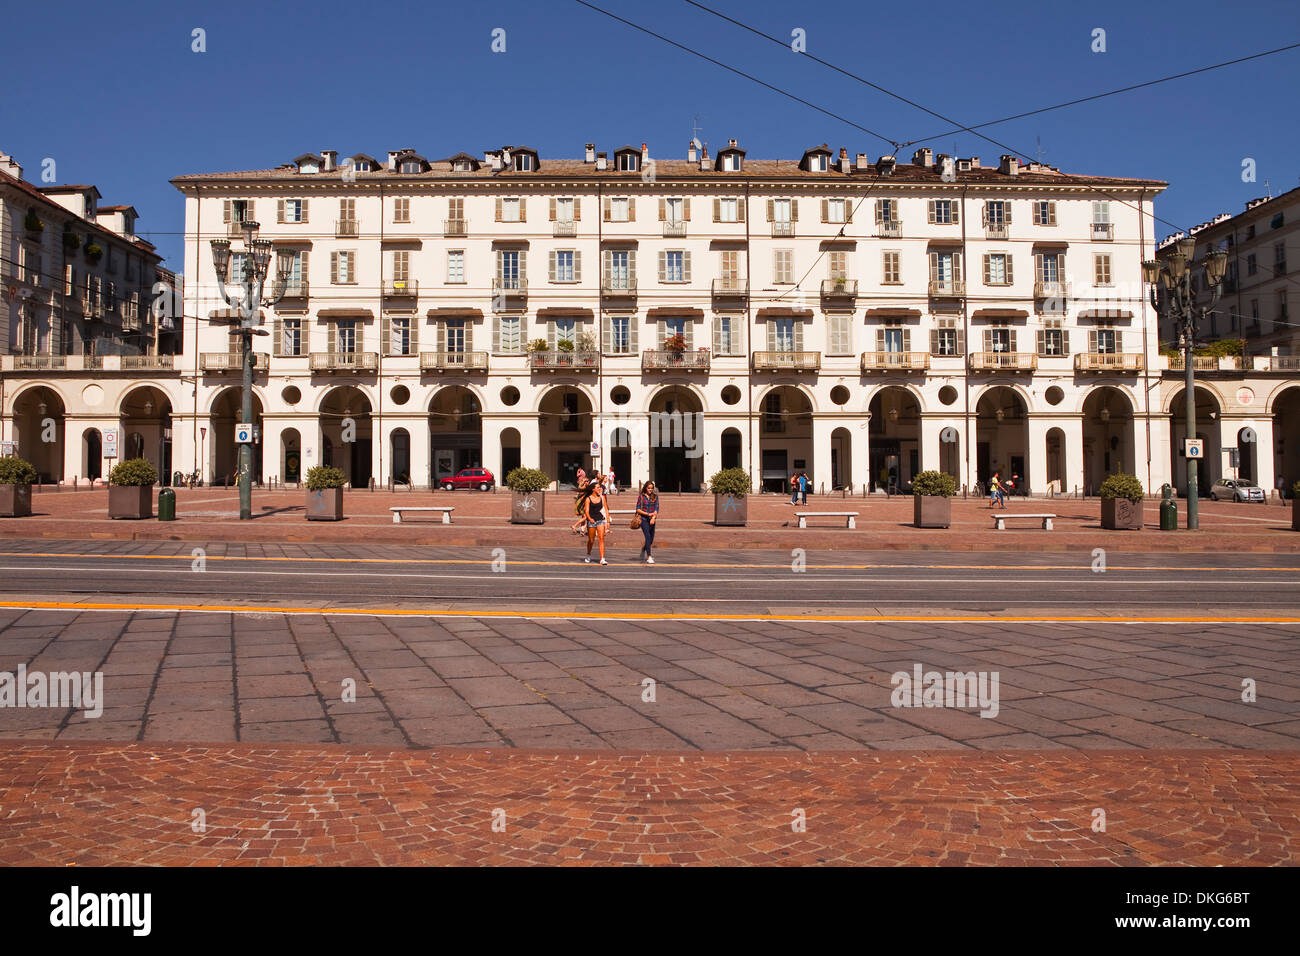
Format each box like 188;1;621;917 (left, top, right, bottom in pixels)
933;318;961;357
1094;253;1112;286
716;197;741;223
882;250;901;284
514;153;535;171
1092;202;1111;224
552;250;576;283
984;200;1009;228
1273;212;1285;230
499;198;522;223
282;199;305;223
390;317;412;355
393;198;410;223
351;158;373;172
984;253;1012;286
399;158;423;174
931;250;959;284
1094;328;1117;354
1247;254;1257;276
497;250;522;289
1038;320;1066;357
928;199;959;225
1251;299;1260;323
721;152;743;172
554;316;577;347
605;249;631;289
607;197;631;222
809;153;828;172
829;250;847;280
1037;251;1063;284
616;151;639;172
331;251;355;284
828;314;852;354
664;197;685;225
392;250;410;282
719;250;740;281
449;197;464;221
445;320;466;353
772;198;793;223
229;252;248;285
661;250;688;283
282;250;305;289
882;327;904;353
340;198;355;221
824;198;848;224
876;199;898;224
497;315;522;353
555;197;575;223
336;320;357;353
107;248;116;274
22;248;41;285
608;315;631;354
447;250;465;284
230;199;253;223
1281;290;1290;321
773;249;794;284
660;316;686;346
1032;201;1057;226
1247;224;1256;240
1276;243;1287;273
714;315;739;355
281;318;303;356
773;318;795;351
990;328;1011;353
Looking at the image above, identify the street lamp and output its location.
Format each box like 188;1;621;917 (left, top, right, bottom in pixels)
209;220;290;519
1143;243;1228;530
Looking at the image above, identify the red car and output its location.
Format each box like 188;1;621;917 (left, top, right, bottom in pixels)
440;468;495;491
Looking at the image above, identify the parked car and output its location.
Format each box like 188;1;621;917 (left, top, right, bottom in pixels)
440;468;495;492
1210;478;1265;502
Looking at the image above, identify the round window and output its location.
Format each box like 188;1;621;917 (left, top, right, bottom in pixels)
1045;386;1065;406
720;385;742;406
281;386;301;405
610;386;631;406
390;385;410;405
938;385;958;406
830;385;850;406
500;386;520;407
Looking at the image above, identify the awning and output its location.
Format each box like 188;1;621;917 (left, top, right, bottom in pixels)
208;308;264;322
536;307;595;319
317;308;374;319
646;307;704;319
755;307;813;319
1076;308;1135;321
864;307;922;320
427;307;484;320
970;308;1029;321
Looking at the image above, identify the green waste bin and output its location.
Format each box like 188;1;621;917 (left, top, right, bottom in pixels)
1159;484;1177;531
158;487;176;521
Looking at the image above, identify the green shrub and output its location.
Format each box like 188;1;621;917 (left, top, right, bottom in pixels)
305;465;345;491
109;457;158;487
526;339;549;353
505;467;551;492
62;230;81;251
709;467;751;498
24;210;43;232
912;470;957;497
1194;338;1244;358
0;455;38;485
1292;480;1300;498
1099;473;1144;502
84;242;103;261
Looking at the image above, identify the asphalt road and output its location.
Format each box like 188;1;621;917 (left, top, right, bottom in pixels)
0;539;1297;616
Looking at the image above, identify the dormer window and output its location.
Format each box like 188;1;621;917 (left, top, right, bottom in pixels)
453;159;473;172
299;160;319;174
721;153;743;172
810;154;828;172
514;152;535;171
615;150;640;172
399;159;422;174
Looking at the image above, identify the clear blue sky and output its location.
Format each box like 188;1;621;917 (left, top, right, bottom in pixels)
2;0;1297;269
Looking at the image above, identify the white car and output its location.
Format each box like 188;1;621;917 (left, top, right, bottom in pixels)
1210;478;1265;502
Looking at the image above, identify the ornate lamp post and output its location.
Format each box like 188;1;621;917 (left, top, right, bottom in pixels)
1143;240;1228;530
209;221;290;519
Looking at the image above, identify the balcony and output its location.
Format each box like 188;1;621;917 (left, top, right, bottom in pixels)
1091;222;1114;241
277;279;309;299
529;350;600;372
1167;354;1239;371
335;219;359;238
444;219;468;237
970;351;1037;371
712;277;748;298
1266;356;1300;372
770;221;795;237
1034;279;1071;300
752;351;820;372
1074;352;1144;372
14;355;68;370
227;220;254;238
200;352;270;372
81;297;103;319
120;355;176;370
309;351;379;372
875;220;903;238
384;278;418;297
491;277;528;309
927;279;965;297
820;278;858;299
642;349;711;371
860;351;930;371
554;220;577;237
420;351;489;372
3;354;102;372
663;220;688;238
600;275;637;296
984;222;1008;239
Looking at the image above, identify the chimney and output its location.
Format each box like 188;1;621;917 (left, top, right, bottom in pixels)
585;143;596;163
968;156;981;169
596;151;607;171
856;153;869;170
641;142;649;164
502;147;513;167
728;138;738;148
491;152;504;172
699;147;710;172
911;147;932;167
999;154;1020;176
876;155;896;177
688;141;698;162
387;150;400;171
937;154;955;179
321;150;337;172
0;151;21;181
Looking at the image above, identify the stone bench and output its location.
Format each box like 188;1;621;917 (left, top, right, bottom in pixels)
992;513;1056;530
795;511;858;529
390;506;455;524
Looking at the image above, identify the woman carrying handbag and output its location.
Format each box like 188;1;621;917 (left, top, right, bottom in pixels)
634;481;659;564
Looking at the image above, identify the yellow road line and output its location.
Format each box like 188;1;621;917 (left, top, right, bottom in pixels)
2;599;1298;624
0;552;1292;573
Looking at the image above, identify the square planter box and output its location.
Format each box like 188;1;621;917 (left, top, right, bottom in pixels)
913;495;951;528
108;485;153;519
714;494;747;526
306;487;344;521
511;491;545;524
0;484;32;517
1101;497;1144;530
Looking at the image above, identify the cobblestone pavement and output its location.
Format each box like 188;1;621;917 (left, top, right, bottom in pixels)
2;608;1297;750
1;744;1294;865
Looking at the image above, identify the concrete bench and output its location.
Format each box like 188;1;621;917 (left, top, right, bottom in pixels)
795;511;858;529
390;506;454;524
992;513;1055;530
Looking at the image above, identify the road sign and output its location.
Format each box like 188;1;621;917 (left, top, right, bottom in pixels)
235;423;253;443
1185;439;1204;459
103;429;119;458
590;442;600;455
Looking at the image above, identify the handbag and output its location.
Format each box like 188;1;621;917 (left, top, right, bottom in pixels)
630;514;642;529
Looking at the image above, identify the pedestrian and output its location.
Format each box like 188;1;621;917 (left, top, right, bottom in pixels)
583;474;609;565
1007;473;1020;499
635;480;659;564
989;470;1006;509
798;471;809;505
570;468;589;535
790;472;800;504
607;467;617;495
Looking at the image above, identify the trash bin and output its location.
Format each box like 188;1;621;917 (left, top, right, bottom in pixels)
1159;483;1177;531
158;487;176;521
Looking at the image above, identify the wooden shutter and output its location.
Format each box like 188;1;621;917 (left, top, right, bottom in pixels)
519;199;526;223
327;322;336;354
874;200;883;224
902;329;911;352
300;250;310;287
546;319;556;350
273;317;283;356
982;329;993;352
276;200;285;223
330;252;339;284
1036;329;1046;356
1114;331;1122;352
682;252;692;283
1003;202;1011;225
435;321;446;354
927;201;936;224
1034;253;1044;283
602;316;611;354
301;199;309;222
628;198;635;221
684;318;694;350
549;198;556;221
793;319;803;351
381;315;390;353
627;250;636;282
628;315;638;352
876;328;885;350
930;328;939;354
766;321;776;351
928;252;938;282
843;202;852;224
1009;329;1017;352
573;198;581;221
659;199;666;221
712;199;721;222
713;319;723;355
603;198;612;221
683;198;690;221
736;199;745;222
495;198;503;222
658;251;667;282
1005;256;1014;284
492;317;501;353
1088;330;1097;352
952;251;962;282
1061;330;1069;354
821;199;829;223
355;323;364;352
602;249;612;285
951;203;959;225
956;327;965;355
791;200;799;222
573;251;581;282
766;200;774;222
223;200;232;223
548;252;557;282
982;255;991;285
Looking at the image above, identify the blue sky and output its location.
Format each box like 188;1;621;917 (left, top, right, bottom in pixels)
2;0;1297;269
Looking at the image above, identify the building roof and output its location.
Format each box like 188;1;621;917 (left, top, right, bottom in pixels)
38;184;102;198
0;168;160;262
99;204;138;214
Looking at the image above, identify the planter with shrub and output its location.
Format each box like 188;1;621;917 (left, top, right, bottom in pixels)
0;455;37;517
506;467;550;524
305;466;345;520
108;457;157;519
62;230;81;254
24;210;44;234
710;467;750;526
912;469;956;528
1100;473;1145;530
84;243;104;264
